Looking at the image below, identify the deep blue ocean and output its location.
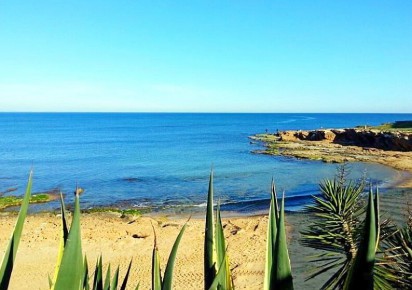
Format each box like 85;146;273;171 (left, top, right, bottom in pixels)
1;113;411;213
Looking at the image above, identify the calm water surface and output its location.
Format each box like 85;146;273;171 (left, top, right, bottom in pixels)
1;113;411;213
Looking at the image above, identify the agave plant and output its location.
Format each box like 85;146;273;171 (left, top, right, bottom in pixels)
50;192;69;287
302;179;363;289
264;180;294;290
50;189;136;290
204;171;233;290
51;189;84;289
300;164;399;289
343;188;379;290
300;170;366;289
0;171;33;289
264;180;279;290
151;222;186;290
382;208;412;289
83;256;134;290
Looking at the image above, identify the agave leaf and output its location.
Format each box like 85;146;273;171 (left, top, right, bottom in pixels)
204;171;234;290
225;254;234;290
83;256;90;290
161;223;187;290
103;264;111;290
374;188;380;253
95;256;103;290
109;266;119;290
54;192;84;290
152;248;162;290
207;252;227;290
92;257;103;290
272;180;279;220
204;171;216;289
272;193;294;290
264;179;278;290
343;188;378;290
152;226;162;290
119;260;133;290
51;192;70;288
0;171;33;289
215;203;225;271
214;204;232;290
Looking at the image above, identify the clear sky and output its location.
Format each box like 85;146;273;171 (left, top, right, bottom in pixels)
0;1;411;112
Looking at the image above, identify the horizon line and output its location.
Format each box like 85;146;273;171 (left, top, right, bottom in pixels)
0;111;411;114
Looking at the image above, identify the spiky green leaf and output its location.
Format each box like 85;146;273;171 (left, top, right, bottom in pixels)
343;189;378;290
109;267;119;290
272;194;294;290
207;253;227;290
214;204;232;290
204;171;216;289
54;193;84;290
152;228;162;290
162;224;186;290
92;257;103;290
264;179;278;290
119;260;133;290
103;264;111;290
0;171;33;289
83;256;90;290
51;193;70;288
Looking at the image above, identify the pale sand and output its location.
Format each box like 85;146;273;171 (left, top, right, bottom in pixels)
1;188;411;290
0;211;315;290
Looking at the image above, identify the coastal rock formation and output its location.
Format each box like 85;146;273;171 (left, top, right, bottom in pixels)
278;129;412;151
251;124;412;187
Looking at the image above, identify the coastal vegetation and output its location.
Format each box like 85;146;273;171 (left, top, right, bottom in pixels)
1;170;411;289
81;207;143;217
358;121;412;132
0;192;58;210
0;172;32;289
301;166;390;289
263;180;293;290
204;172;233;290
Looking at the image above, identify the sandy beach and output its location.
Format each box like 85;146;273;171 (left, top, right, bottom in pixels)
2;128;412;289
1;0;411;288
0;213;272;290
1;186;411;290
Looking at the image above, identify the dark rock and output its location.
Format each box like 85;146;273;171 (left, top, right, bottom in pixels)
278;128;412;151
132;233;148;239
122;177;139;183
0;187;18;196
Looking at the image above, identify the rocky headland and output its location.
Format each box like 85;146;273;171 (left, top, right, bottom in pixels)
251;122;412;187
277;128;412;151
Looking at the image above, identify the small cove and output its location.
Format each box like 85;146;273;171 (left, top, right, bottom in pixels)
1;113;411;213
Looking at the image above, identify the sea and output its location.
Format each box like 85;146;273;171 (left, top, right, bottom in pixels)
1;113;411;214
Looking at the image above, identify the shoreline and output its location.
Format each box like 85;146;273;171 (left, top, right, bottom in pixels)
0;210;343;289
2;186;410;290
387;169;412;189
251;130;412;189
3;173;410;218
2;125;411;217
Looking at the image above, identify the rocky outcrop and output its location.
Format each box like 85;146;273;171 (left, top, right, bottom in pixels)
278;129;412;151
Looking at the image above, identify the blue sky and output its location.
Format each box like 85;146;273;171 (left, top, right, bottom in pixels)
0;1;411;112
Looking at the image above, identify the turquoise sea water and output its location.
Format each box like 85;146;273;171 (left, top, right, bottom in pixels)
1;113;411;213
